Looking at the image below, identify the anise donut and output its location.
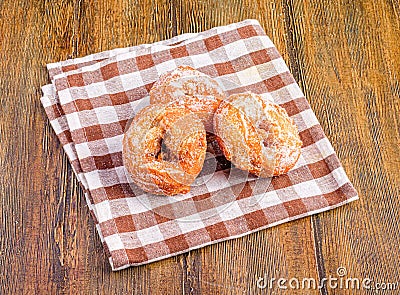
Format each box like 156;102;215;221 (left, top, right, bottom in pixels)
213;92;302;177
149;65;226;131
122;104;207;196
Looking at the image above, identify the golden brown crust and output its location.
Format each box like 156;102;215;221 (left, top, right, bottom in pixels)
214;92;302;177
122;105;207;196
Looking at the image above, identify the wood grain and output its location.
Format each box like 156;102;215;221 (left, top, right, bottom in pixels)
281;1;400;294
175;1;320;294
0;0;399;294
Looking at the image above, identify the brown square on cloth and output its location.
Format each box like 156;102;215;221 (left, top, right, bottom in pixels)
41;19;358;271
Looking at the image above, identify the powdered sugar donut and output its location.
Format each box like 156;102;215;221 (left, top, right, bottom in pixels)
213;92;302;177
149;66;226;131
123;105;207;196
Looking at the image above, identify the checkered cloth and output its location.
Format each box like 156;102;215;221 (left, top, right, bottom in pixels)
41;19;358;271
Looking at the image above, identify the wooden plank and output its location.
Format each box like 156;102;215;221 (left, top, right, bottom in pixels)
1;0;399;294
0;1;78;294
0;0;320;294
284;0;400;294
0;0;183;294
175;0;320;294
72;1;185;294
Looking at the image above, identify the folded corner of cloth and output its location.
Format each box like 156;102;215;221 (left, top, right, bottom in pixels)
41;19;358;271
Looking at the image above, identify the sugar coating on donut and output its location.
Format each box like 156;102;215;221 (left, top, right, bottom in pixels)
122;105;207;196
214;92;302;177
150;66;225;99
154;65;204;86
161;95;220;132
149;66;226;132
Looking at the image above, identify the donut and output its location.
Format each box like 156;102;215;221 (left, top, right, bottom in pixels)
213;92;302;177
149;66;226;131
122;104;207;196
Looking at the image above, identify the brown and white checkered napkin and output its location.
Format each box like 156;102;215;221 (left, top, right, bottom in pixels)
41;19;358;271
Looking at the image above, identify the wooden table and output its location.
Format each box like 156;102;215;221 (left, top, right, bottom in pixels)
1;0;399;294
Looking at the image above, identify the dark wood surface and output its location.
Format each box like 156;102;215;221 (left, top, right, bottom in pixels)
1;0;399;294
